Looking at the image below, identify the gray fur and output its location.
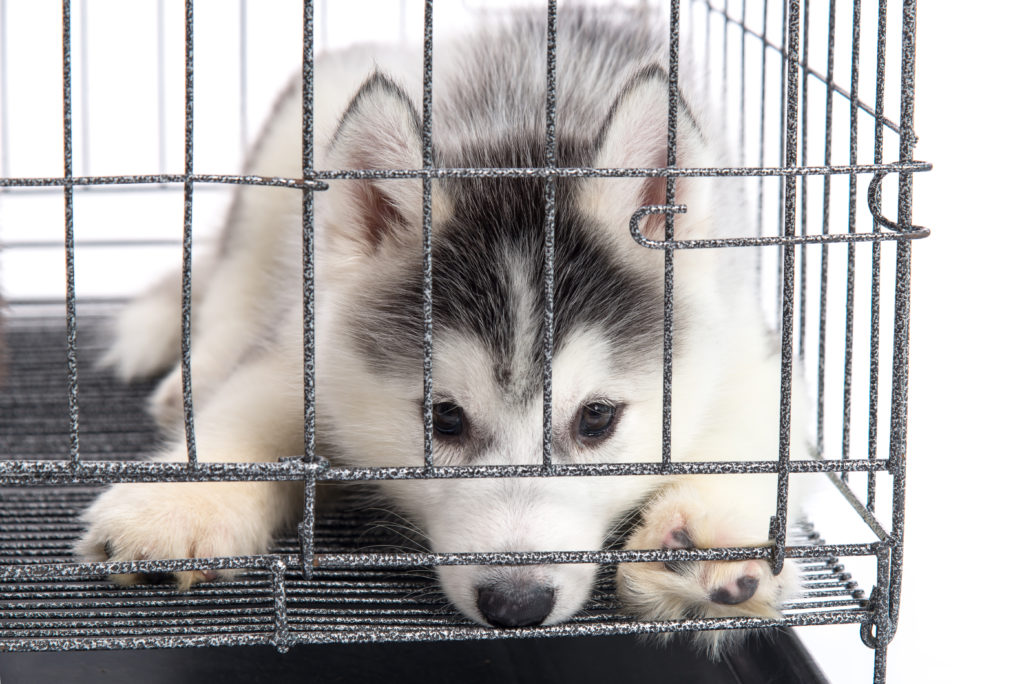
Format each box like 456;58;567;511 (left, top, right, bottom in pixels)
349;9;697;391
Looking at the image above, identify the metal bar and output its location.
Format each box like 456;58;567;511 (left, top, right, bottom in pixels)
841;0;862;481
662;0;680;465
886;0;919;642
0;457;895;486
300;0;316;467
297;0;318;582
797;0;809;361
868;0;890;513
771;0;800;578
0;542;884;581
0;610;872;652
0;160;931;188
421;0;435;468
0;173;328;189
816;0;837;461
270;559;289;653
775;0;787;328
873;642;888;684
61;0;80;470
541;0;558;468
628;205;927;251
181;0;198;468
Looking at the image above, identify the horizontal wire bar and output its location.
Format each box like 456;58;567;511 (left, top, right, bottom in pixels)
0;610;872;653
0;543;883;581
0;161;931;190
0;458;893;484
0;174;326;190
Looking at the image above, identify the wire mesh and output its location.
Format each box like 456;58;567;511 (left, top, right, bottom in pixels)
0;1;928;681
0;310;869;653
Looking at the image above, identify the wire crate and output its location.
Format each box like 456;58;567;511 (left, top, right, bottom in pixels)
0;1;929;682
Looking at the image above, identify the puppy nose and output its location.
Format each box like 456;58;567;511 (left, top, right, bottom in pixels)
476;583;555;627
710;575;759;605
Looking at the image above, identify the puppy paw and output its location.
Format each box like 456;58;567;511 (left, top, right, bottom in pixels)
75;481;283;590
616;479;798;658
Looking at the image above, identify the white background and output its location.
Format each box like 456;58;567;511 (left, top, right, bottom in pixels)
1;2;1022;682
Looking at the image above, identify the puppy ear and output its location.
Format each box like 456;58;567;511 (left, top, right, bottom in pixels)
321;72;424;252
585;65;715;241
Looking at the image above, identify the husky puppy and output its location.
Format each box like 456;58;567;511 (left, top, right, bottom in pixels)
77;7;805;630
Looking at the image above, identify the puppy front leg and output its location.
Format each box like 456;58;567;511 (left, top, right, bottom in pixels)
75;350;304;589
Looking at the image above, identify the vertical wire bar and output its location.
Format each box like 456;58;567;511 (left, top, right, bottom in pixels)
300;0;316;465
661;0;680;465
78;0;89;175
887;0;918;640
867;0;889;513
270;558;290;653
421;0;435;468
300;470;316;579
181;0;198;467
157;0;167;173
873;642;889;684
239;0;248;151
756;0;769;289
868;545;893;681
0;0;9;177
815;0;837;457
840;0;862;481
62;0;80;469
797;0;809;361
541;0;557;468
298;0;317;579
771;0;800;576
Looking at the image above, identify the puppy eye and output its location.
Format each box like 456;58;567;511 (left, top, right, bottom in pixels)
576;402;618;443
668;528;695;550
433;402;465;438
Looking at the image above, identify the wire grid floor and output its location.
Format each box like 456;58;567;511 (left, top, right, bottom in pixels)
0;308;868;651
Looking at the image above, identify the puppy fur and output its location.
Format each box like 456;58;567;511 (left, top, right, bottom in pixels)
80;6;810;633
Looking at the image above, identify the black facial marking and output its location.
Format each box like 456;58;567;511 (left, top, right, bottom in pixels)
352;137;664;396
